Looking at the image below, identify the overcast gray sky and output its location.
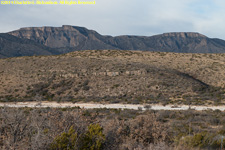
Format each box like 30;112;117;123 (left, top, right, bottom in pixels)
1;0;225;39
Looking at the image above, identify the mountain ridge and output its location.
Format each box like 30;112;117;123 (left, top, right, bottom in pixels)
1;25;225;58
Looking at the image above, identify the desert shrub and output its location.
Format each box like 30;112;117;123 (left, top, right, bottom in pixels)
157;110;171;122
192;85;207;93
111;99;120;104
208;117;220;125
189;132;209;147
81;124;105;150
83;80;89;86
144;105;151;110
83;85;90;91
178;132;225;149
128;114;169;145
74;88;80;92
50;126;78;150
112;84;120;88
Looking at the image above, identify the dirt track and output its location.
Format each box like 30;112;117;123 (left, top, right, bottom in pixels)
0;102;225;111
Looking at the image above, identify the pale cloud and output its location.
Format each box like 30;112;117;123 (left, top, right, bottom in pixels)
1;0;225;39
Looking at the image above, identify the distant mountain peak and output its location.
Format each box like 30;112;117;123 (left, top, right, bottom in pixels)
62;25;87;30
162;32;207;38
62;25;74;28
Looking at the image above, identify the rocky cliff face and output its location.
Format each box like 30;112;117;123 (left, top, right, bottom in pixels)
9;25;116;52
7;25;225;55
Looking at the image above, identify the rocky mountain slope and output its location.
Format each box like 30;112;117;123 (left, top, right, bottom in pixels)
8;25;225;54
0;50;224;105
0;33;60;58
8;25;116;53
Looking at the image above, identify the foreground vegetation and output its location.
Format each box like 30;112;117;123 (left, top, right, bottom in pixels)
1;107;225;149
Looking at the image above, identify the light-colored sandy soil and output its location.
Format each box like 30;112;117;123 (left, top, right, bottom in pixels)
1;102;225;111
